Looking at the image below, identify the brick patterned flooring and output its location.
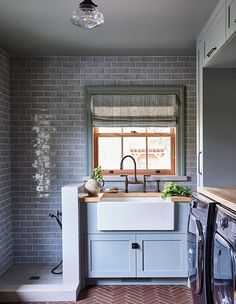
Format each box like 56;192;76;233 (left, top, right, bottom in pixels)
78;286;193;304
16;285;194;304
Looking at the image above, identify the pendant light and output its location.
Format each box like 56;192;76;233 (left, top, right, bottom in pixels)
71;0;104;29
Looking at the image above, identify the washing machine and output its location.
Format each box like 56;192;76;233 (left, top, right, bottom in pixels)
188;192;216;304
212;205;236;304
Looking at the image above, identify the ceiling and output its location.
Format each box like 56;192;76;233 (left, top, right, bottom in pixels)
0;0;218;56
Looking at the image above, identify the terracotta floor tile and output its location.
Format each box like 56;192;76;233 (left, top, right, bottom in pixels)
13;285;193;304
77;285;193;304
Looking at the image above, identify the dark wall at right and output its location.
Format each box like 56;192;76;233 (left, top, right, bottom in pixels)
203;68;236;186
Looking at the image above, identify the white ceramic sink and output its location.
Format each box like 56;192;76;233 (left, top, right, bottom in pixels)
97;196;175;231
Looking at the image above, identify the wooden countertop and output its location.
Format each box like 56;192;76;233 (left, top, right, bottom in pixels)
79;192;191;203
198;187;236;211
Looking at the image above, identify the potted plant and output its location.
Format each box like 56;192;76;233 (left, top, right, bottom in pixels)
85;166;104;197
161;182;191;199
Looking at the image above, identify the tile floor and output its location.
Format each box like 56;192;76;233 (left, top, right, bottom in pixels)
14;285;193;304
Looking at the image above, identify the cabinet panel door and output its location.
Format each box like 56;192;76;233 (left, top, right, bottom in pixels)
203;4;226;66
87;234;136;278
227;0;236;39
196;41;204;186
136;234;188;278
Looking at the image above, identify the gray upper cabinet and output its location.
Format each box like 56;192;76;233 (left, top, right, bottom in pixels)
196;0;236;187
203;2;226;66
199;0;236;68
226;0;236;39
196;41;204;186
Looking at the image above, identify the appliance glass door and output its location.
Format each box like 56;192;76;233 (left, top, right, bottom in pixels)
188;213;204;295
213;232;235;304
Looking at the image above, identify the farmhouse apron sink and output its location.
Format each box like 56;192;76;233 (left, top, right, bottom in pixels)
97;196;175;231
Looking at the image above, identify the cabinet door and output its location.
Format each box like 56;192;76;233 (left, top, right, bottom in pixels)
196;41;204;186
203;3;226;66
86;234;136;278
227;0;236;39
136;234;188;278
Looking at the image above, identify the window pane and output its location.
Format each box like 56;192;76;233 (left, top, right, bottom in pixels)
148;137;171;169
97;127;122;133
123;137;146;169
98;137;122;169
147;127;171;133
123;127;146;134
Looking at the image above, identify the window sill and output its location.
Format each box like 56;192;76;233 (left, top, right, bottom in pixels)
83;175;190;182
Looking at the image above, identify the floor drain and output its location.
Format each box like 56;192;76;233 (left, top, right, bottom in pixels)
29;276;40;280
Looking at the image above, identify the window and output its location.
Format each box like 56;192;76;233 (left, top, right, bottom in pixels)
85;86;185;176
94;127;176;175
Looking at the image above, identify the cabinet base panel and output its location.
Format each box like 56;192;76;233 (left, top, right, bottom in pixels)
86;278;188;286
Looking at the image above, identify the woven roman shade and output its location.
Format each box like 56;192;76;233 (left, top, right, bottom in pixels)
91;94;178;127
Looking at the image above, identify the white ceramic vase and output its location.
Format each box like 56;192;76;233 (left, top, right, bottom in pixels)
84;179;101;197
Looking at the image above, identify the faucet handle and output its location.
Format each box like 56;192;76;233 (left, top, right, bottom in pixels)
121;174;128;182
143;175;150;193
120;174;129;193
143;174;150;182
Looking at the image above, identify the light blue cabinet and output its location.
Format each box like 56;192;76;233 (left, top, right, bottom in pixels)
196;41;204;187
203;2;226;66
87;234;136;278
227;0;236;39
197;0;236;68
82;202;189;279
86;232;188;278
136;233;188;277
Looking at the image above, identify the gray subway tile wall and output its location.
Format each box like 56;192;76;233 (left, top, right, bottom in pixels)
10;55;196;264
0;48;13;274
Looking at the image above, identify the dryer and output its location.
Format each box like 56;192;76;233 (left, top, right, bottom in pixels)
212;205;236;304
188;193;216;304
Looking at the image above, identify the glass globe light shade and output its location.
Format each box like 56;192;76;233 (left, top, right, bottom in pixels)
71;0;104;29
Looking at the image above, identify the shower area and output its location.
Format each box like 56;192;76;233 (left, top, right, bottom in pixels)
0;177;80;302
0;50;80;301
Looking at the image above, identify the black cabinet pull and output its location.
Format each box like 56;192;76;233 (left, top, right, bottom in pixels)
132;243;140;249
207;47;217;58
198;151;202;176
228;5;231;29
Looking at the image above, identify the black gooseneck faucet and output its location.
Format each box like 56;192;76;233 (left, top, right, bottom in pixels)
120;155;149;193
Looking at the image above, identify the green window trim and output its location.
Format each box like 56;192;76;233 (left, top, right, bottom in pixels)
85;85;185;176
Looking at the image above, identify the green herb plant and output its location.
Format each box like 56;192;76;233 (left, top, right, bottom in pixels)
91;166;104;183
161;182;191;199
